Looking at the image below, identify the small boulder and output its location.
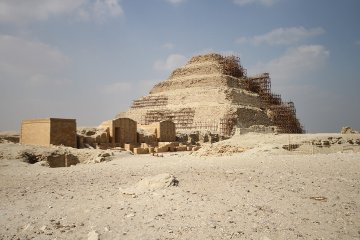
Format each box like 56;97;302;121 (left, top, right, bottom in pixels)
88;230;100;240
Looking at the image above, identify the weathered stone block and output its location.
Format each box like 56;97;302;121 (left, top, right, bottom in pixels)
124;143;134;151
133;147;149;154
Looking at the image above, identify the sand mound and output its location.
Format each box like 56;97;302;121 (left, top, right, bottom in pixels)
120;173;178;196
196;144;247;157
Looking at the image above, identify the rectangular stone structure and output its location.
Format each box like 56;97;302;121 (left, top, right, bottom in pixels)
133;147;149;154
138;120;176;143
100;118;137;148
156;120;176;142
20;118;77;148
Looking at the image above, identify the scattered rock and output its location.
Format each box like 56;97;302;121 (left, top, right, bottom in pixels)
261;237;272;240
126;213;136;218
310;196;328;202
23;223;33;231
21;152;40;164
88;230;100;240
39;225;48;231
192;146;201;151
35;160;50;167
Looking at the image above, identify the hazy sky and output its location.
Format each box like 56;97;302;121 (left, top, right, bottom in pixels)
0;0;359;132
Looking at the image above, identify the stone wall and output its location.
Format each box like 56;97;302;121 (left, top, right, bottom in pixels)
21;119;51;146
235;108;273;128
235;125;278;135
158;120;176;142
50;119;77;148
77;127;110;149
110;118;137;147
138;120;176;143
46;153;79;168
137;131;157;147
150;75;242;94
20;118;77;148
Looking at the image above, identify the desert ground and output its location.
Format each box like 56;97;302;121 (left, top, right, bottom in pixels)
1;133;360;240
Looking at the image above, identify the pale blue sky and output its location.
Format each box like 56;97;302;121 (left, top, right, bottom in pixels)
0;0;359;132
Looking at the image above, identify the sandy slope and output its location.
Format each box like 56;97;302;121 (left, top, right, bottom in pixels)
1;140;360;240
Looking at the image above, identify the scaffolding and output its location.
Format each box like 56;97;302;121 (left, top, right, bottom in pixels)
221;54;247;78
269;104;303;133
246;73;271;96
176;118;236;137
245;73;304;133
219;117;237;136
132;53;304;135
131;95;168;109
141;108;195;127
222;56;245;78
140;108;237;137
176;121;219;132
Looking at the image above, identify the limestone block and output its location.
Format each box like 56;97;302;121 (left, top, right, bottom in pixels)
158;142;173;148
176;146;188;151
154;147;167;153
149;147;155;153
124;143;134;151
192;146;201;151
141;143;150;148
46;153;79;168
133;147;149;154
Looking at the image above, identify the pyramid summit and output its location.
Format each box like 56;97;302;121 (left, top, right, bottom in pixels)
119;53;304;135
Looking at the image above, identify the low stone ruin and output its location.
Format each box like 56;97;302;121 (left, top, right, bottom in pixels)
77;127;109;149
0;132;19;144
20;149;79;168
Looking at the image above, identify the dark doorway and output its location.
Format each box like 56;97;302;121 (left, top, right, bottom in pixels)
115;127;121;143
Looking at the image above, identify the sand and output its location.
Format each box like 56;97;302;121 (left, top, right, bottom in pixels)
0;134;360;240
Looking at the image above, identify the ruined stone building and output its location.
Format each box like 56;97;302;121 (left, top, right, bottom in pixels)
99;118;137;148
20;118;77;148
119;53;304;135
76;118;138;149
138;120;176;142
76;118;176;150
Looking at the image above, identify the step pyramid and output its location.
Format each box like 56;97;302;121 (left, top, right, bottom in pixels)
118;53;304;135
